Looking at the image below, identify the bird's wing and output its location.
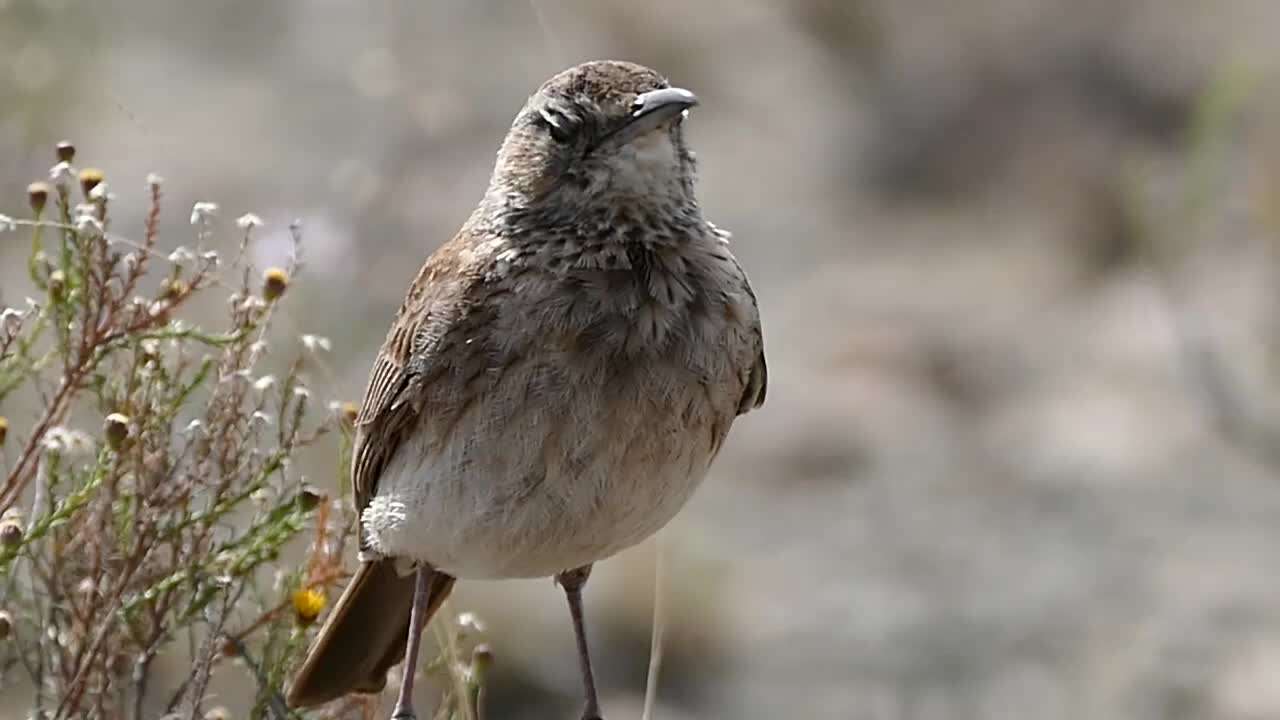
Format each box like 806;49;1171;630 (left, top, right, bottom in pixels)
708;220;767;416
736;276;768;416
350;233;483;543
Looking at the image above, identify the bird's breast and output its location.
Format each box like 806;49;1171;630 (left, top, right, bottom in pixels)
361;240;757;578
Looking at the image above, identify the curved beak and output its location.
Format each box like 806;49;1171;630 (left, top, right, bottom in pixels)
598;87;699;150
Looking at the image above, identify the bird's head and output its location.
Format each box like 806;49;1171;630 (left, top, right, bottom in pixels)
484;60;700;221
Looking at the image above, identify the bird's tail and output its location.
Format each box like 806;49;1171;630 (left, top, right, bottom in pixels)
286;560;455;709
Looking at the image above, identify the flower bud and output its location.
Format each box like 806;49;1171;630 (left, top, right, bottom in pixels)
160;278;189;302
262;267;289;302
104;413;130;450
297;485;324;512
78;168;105;198
0;518;22;549
47;270;65;301
471;643;494;689
55;141;76;164
340;401;359;428
27;182;50;214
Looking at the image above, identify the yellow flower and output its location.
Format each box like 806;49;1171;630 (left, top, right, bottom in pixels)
292;587;326;626
262;267;289;301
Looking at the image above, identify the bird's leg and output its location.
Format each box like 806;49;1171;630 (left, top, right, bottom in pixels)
390;567;434;720
556;564;603;720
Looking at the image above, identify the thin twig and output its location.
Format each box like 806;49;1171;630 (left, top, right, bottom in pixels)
642;532;666;720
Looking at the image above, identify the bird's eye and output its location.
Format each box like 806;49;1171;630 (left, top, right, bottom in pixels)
538;107;578;143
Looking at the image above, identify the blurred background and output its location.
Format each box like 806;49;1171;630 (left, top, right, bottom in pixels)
6;1;1280;718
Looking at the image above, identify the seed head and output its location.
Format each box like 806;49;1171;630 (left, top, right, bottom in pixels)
0;416;7;445
55;141;76;163
262;267;289;301
78;168;105;197
104;413;130;450
0;611;11;640
291;587;326;626
203;707;230;720
27;182;50;214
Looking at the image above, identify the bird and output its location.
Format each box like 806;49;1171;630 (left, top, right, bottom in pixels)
285;59;767;720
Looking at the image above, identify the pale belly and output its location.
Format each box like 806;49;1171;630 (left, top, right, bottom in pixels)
361;358;736;579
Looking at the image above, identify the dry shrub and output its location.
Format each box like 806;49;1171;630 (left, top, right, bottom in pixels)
0;144;487;720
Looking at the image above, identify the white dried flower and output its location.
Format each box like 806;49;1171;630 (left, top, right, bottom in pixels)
457;612;486;633
183;419;205;434
73;208;104;234
239;296;267;312
300;334;331;353
88;182;113;201
253;375;276;392
0;215;14;233
201;250;220;265
293;386;312;399
145;173;164;189
236;213;263;230
189;201;218;226
249;340;268;355
1;307;24;337
50;162;76;187
167;246;196;264
41;427;94;456
74;216;104;235
251;411;273;425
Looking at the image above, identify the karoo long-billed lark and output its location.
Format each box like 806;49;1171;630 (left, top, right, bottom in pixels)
287;59;767;720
